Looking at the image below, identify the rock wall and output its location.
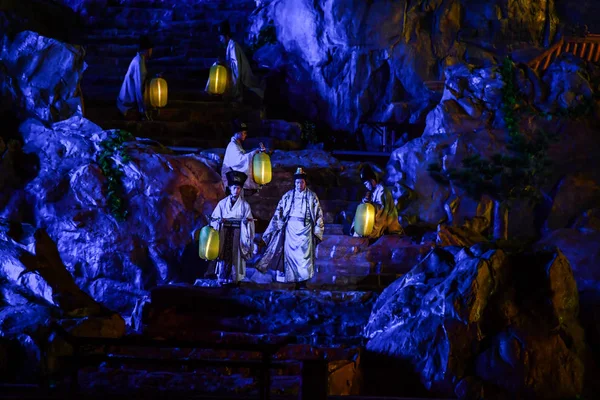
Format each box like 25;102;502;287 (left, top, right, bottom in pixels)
249;0;559;138
386;56;600;243
1;31;86;122
1;31;225;314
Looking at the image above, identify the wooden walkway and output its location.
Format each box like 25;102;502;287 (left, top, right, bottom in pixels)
527;34;600;71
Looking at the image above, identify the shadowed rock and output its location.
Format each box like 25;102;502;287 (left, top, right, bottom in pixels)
364;245;594;399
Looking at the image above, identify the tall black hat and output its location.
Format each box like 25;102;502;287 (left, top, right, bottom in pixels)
218;20;231;36
226;170;248;187
139;35;153;50
232;119;248;134
293;167;307;180
360;164;377;183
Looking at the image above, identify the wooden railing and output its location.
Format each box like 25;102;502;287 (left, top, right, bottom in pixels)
527;34;600;71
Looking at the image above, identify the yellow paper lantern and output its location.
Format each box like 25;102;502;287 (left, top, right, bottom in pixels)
149;77;168;108
253;151;272;185
207;64;228;95
353;203;375;237
198;225;220;261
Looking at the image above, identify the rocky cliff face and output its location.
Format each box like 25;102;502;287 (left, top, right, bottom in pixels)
249;0;559;138
386;55;600;245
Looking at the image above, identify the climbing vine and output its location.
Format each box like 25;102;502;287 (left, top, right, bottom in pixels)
301;120;318;145
427;57;571;203
97;129;134;221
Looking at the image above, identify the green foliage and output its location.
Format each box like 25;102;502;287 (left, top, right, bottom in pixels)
97;129;134;222
301;121;318;145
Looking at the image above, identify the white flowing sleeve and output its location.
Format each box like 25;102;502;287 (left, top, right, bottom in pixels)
228;44;242;99
133;58;146;113
312;193;325;241
239;202;256;260
210;202;222;231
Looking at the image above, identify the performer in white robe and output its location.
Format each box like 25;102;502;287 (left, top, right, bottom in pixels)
352;164;404;239
210;170;256;285
117;35;152;119
221;120;265;193
205;20;264;102
256;167;324;289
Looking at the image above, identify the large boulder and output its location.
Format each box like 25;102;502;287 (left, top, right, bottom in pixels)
3;115;224;314
0;226;126;381
364;245;593;399
1;30;86;122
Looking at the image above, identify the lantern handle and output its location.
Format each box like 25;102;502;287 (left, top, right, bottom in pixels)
205;215;257;222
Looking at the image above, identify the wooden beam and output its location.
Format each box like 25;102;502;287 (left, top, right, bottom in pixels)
542;52;553;70
580;43;588;58
587;43;596;61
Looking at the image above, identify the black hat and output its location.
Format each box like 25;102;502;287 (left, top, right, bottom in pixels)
139;35;153;50
360;164;377;183
293;167;307;180
233;120;248;134
218;20;231;36
226;170;247;187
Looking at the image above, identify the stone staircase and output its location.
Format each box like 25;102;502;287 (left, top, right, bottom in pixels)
84;97;262;148
80;1;256;100
79;0;264;145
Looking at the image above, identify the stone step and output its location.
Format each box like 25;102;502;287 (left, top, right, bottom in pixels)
247;233;431;278
81;120;236;146
83;38;218;55
71;344;359;397
85;101;254;123
143;285;375;342
83;31;220;46
85;49;216;65
324;224;344;235
87;12;250;30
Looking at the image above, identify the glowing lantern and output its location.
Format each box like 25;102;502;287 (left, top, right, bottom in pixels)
207;64;228;95
353;203;375;237
149;77;168;108
253;151;272;185
198;225;220;261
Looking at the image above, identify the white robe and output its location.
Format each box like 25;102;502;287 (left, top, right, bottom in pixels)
222;137;259;190
205;39;264;101
117;53;147;115
256;188;324;283
210;195;255;283
353;183;403;239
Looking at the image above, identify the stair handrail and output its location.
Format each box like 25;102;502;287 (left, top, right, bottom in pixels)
527;34;600;71
526;37;565;70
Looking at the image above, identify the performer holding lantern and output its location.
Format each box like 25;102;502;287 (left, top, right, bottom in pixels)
209;170;256;285
222;120;269;196
205;20;264;103
117;35;154;120
352;164;404;239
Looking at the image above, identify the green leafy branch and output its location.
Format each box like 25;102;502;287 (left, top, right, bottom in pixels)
301;120;319;145
97;129;134;221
